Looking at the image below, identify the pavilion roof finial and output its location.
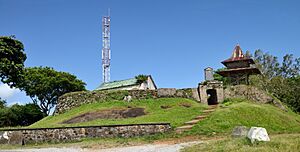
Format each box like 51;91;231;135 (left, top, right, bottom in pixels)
231;44;244;59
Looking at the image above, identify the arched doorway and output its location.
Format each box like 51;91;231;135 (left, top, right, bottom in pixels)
206;89;218;105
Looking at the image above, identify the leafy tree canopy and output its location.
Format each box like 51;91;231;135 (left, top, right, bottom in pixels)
0;36;27;87
254;49;300;79
0;97;6;109
250;50;300;112
0;103;44;127
18;67;86;115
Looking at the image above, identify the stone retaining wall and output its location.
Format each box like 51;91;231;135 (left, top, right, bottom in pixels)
55;88;199;115
224;85;274;104
55;85;282;115
0;123;171;145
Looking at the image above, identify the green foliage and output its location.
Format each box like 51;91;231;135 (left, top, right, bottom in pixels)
0;36;27;87
266;76;300;112
253;49;300;79
135;75;148;84
0;97;6;108
17;67;86;115
0;108;18;127
250;50;300;112
29;98;207;128
0;103;44;127
213;68;230;85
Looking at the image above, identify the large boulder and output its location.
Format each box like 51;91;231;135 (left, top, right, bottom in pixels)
247;127;270;143
0;131;23;144
0;131;9;144
232;126;248;138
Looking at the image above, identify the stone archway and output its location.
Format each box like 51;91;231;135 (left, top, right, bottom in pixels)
198;80;224;105
206;89;218;105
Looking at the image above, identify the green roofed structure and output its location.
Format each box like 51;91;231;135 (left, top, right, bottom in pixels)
95;75;157;91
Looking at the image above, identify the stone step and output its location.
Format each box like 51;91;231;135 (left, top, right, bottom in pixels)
194;115;207;120
175;125;194;133
207;107;217;110
176;125;194;130
185;119;201;125
203;109;215;113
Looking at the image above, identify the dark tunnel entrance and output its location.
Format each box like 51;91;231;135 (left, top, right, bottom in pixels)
206;89;218;105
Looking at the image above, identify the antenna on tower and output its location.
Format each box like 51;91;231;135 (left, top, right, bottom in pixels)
102;9;111;83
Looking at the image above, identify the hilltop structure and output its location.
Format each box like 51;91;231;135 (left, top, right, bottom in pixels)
198;68;224;105
95;75;157;91
216;44;261;85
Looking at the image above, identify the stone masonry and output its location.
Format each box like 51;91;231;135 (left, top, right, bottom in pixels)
55;89;200;115
198;80;224;104
0;123;171;145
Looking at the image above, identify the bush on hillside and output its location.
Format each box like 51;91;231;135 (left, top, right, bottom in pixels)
0;103;45;127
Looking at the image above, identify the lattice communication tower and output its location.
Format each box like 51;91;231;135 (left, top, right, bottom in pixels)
102;14;111;83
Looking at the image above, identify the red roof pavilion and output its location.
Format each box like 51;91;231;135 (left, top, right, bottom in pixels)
217;44;261;84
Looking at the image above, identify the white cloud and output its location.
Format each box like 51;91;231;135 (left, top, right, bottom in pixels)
8;101;24;106
0;84;20;100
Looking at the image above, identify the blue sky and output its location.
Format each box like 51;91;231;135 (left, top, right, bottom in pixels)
1;0;300;105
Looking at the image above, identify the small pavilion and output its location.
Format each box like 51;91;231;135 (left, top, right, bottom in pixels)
216;44;261;85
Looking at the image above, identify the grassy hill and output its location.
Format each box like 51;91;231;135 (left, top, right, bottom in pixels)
188;100;300;135
29;97;300;136
29;98;207;128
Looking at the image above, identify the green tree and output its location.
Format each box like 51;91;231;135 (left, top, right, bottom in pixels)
0;97;6;108
0;103;45;127
0;106;18;127
22;103;45;125
10;103;45;126
285;76;300;112
280;54;300;78
0;36;27;87
251;50;300;112
18;67;86;115
254;50;300;79
254;49;281;79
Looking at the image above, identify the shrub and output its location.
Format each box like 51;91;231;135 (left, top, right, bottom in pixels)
135;75;148;84
0;103;45;127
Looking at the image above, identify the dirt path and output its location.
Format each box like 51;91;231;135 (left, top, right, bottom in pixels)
0;141;203;152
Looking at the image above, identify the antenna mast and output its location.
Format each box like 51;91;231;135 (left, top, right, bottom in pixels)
102;10;111;83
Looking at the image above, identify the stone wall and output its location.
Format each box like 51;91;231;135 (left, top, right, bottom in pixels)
0;123;171;145
224;85;274;104
157;88;200;101
55;89;199;115
224;85;287;111
55;90;157;114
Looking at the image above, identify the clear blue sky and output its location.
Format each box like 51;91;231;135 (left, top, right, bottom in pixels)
1;0;300;105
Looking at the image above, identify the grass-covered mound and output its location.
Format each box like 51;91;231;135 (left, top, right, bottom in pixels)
189;99;300;135
29;98;207;128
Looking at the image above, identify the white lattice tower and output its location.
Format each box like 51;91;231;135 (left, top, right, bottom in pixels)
102;15;111;83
